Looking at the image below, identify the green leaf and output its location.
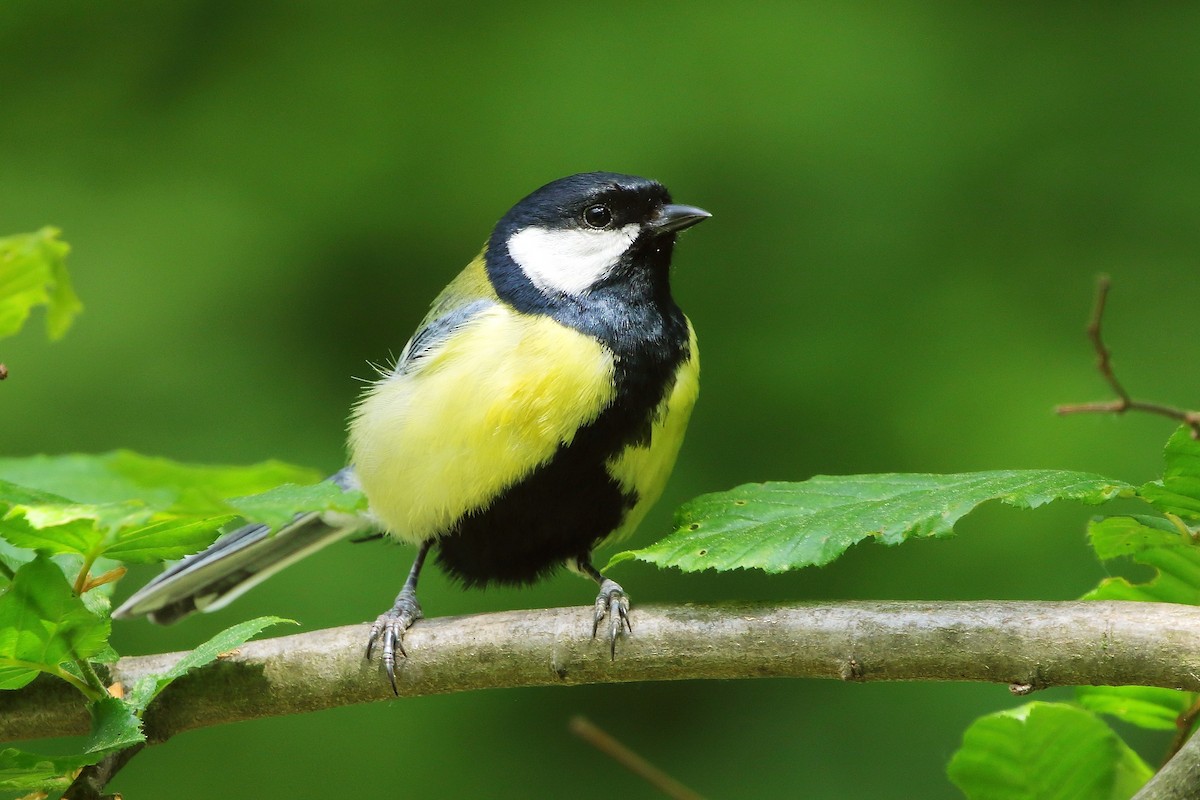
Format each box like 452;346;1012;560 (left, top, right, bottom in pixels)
0;453;360;569
1139;426;1200;520
0;746;82;794
101;515;235;563
947;702;1151;800
612;471;1130;573
0;537;33;588
1083;515;1200;604
0;451;320;517
1076;685;1194;731
126;615;294;713
0;226;81;341
0;696;144;793
0;511;106;560
0;555;109;690
229;481;366;531
1078;513;1200;731
85;695;145;753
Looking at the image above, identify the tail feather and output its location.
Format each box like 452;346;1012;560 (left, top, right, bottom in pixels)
113;470;371;624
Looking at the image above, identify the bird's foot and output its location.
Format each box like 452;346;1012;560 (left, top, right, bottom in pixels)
591;578;631;659
366;588;423;694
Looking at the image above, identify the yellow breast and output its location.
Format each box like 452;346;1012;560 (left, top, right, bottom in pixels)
348;305;617;543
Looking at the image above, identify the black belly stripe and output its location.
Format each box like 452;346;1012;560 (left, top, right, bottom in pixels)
435;229;691;585
433;425;634;585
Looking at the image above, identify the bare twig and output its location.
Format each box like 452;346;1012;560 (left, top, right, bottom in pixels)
1056;276;1200;438
1164;695;1200;767
5;600;1200;745
570;716;705;800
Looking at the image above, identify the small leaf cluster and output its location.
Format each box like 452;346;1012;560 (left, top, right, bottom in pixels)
0;451;367;796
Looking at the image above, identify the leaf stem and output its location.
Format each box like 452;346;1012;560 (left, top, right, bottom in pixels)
53;665;103;700
74;658;109;698
72;553;98;596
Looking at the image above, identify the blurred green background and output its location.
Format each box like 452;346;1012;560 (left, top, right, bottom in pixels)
4;2;1199;797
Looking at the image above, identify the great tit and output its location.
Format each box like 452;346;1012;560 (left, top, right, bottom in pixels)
114;172;710;690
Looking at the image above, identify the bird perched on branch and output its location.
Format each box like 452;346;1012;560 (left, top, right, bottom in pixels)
115;172;710;691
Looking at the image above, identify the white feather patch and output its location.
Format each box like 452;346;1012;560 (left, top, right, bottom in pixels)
506;224;639;295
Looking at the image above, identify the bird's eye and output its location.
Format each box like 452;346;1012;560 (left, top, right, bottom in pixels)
582;204;613;229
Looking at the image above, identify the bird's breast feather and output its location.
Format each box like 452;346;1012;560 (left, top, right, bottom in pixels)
349;306;616;541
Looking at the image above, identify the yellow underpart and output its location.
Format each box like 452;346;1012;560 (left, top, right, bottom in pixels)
349;304;617;544
604;320;700;546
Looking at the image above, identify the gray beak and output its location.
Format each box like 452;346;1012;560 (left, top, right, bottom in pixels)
648;203;712;234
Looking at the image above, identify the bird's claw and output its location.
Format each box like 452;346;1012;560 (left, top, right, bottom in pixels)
591;578;631;659
366;589;423;695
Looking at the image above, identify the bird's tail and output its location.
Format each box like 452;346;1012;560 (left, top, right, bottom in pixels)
113;470;371;625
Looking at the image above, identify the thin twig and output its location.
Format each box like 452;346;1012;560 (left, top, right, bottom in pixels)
1164;695;1200;767
1056;276;1200;438
62;743;145;800
570;716;705;800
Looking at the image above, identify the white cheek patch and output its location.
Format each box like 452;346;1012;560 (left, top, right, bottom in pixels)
506;224;640;295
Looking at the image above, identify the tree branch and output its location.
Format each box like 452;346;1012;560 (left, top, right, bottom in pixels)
4;600;1200;745
1056;275;1200;437
1135;723;1200;800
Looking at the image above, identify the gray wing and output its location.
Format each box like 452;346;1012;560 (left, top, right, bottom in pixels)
392;299;494;375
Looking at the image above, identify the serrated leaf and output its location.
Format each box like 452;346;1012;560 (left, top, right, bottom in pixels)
1139;426;1200;520
1083;515;1200;604
0;512;106;558
229;482;366;531
102;515;233;563
1076;686;1194;731
612;471;1130;574
0;226;81;341
947;702;1151;800
0;555;109;690
85;695;145;753
126;615;294;713
0;696;144;793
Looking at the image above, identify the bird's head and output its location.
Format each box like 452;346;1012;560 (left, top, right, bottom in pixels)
486;172;710;301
